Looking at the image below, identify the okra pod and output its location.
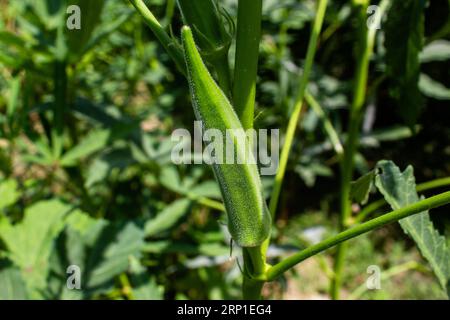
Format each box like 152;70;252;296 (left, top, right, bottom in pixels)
181;26;271;247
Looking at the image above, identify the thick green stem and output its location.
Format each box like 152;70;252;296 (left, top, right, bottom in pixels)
266;191;450;281
232;0;262;130
268;0;329;217
242;278;265;300
129;0;185;74
242;243;268;300
232;0;266;300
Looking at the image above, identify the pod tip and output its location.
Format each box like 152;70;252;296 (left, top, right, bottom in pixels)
181;25;192;36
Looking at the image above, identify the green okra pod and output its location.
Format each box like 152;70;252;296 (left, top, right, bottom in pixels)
181;26;271;248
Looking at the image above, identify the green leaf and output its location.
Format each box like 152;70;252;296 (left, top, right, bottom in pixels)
0;262;28;300
84;148;136;188
31;0;67;30
7;77;21;118
83;10;133;54
350;170;375;205
374;160;450;295
128;256;163;300
0;200;73;297
159;166;183;193
53;214;145;299
385;0;425;127
0;31;31;68
72;98;121;127
420;40;450;63
419;73;450;100
189;181;221;199
0;179;20;210
129;273;163;300
60;129;110;167
86;222;144;289
145;199;191;237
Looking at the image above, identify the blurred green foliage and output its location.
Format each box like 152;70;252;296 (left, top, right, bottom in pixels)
0;0;449;299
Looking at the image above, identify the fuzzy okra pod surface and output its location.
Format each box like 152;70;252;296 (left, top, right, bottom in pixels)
181;26;271;248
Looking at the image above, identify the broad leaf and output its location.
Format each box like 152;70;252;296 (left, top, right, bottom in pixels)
350;170;375;205
128;256;163;300
51;212;145;299
60;129;111;167
374;160;450;295
0;179;20;210
145;199;191;237
0;200;73;297
0;262;28;300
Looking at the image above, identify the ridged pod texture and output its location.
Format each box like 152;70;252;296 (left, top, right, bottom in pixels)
181;26;271;247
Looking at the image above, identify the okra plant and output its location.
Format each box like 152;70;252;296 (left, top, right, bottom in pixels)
129;0;450;300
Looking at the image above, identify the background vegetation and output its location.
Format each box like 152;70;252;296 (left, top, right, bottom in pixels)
0;0;449;299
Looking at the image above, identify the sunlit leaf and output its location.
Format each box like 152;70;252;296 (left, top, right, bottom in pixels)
0;200;73;297
60;129;111;167
375;160;450;296
0;263;28;300
145;199;191;237
0;179;20;211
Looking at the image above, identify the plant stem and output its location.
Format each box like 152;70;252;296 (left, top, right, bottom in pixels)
266;190;450;281
417;176;450;192
305;91;344;157
212;54;232;97
242;244;268;300
330;242;348;299
52;59;67;159
339;1;372;231
129;0;185;74
355;176;450;223
354;199;386;223
242;278;265;300
232;0;262;130
268;0;328;217
231;0;267;300
331;0;388;299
